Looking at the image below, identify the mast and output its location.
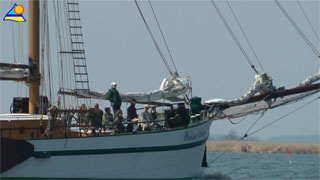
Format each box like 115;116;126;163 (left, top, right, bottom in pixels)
28;0;40;114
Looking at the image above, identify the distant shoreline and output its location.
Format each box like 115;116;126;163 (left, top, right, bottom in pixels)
206;140;320;154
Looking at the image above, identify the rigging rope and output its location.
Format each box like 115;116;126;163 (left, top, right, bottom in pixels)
244;111;265;136
228;115;247;124
148;0;179;75
11;22;16;63
40;0;55;106
17;0;23;64
64;1;75;107
213;112;265;163
54;0;91;108
210;0;259;74
134;0;175;78
68;0;91;107
296;0;320;42
18;0;23;95
212;95;319;163
211;138;243;163
40;1;46;113
274;0;320;58
9;0;16;63
54;0;79;108
248;96;319;137
226;0;265;73
18;1;24;64
53;1;66;109
46;13;54;105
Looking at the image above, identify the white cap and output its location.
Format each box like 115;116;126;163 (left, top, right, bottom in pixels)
111;82;117;86
144;104;149;108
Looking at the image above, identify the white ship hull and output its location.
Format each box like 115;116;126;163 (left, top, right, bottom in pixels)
2;120;212;179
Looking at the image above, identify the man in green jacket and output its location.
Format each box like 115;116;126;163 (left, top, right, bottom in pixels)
107;82;122;113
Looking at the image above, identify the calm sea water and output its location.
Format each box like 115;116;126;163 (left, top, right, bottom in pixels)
196;152;320;180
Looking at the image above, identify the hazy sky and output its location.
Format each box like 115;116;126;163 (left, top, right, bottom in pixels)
0;0;319;140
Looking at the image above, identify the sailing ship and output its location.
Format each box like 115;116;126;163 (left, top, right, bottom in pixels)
1;0;319;179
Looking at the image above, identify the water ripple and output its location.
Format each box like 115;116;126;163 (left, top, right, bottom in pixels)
202;152;320;180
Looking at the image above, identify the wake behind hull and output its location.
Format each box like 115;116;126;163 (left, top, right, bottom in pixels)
1;120;212;179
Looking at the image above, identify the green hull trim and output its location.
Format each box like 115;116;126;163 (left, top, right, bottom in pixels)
1;178;194;180
33;138;207;158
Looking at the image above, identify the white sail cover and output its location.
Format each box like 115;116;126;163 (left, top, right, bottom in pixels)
206;70;320;120
210;89;319;119
75;77;190;102
0;67;29;79
295;70;320;87
205;73;275;106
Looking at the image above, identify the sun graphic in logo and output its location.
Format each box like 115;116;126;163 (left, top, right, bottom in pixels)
14;5;24;14
3;3;26;22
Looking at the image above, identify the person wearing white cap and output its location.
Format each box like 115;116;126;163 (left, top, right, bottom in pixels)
106;81;122;113
138;104;153;131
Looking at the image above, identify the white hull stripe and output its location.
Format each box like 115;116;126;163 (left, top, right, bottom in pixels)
33;138;207;158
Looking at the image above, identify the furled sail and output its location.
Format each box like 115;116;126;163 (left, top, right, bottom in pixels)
75;77;190;103
0;63;29;81
205;71;320;120
205;73;275;106
295;70;320;87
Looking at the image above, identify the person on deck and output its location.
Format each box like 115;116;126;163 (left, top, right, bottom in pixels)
151;107;157;121
79;104;89;126
151;106;162;129
93;103;103;129
102;107;114;129
107;82;122;114
138;104;153;131
113;109;125;133
127;99;139;132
